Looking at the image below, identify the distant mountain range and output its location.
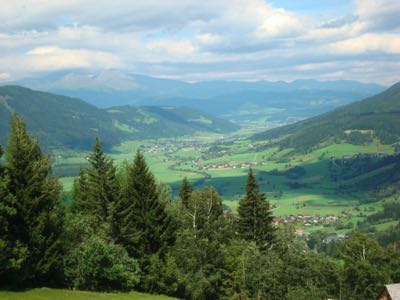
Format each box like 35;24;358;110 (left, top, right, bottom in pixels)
0;86;238;150
3;70;386;124
254;82;400;152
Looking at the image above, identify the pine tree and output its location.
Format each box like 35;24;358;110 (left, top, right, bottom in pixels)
116;150;174;258
237;168;275;248
4;115;64;285
0;145;17;280
72;138;119;229
179;176;193;208
70;167;89;214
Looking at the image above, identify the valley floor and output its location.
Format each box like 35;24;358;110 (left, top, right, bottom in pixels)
53;129;398;235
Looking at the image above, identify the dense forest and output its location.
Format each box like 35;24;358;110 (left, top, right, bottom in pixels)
1;115;400;300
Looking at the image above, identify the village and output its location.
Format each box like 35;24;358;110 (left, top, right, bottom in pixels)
274;213;339;227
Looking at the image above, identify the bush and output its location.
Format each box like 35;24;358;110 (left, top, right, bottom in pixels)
65;236;140;291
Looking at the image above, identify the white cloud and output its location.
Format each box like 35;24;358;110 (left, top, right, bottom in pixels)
354;0;400;31
330;34;400;54
0;0;398;84
146;39;197;59
0;72;11;81
0;46;121;78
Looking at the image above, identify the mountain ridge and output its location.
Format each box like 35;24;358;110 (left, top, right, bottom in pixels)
2;71;386;124
253;81;400;152
0;85;238;150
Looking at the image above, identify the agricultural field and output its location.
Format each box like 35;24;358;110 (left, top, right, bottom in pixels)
53;129;398;234
0;289;176;300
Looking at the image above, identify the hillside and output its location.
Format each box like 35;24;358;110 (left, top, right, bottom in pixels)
253;82;400;152
0;86;238;150
4;70;385;124
107;105;239;138
0;85;121;150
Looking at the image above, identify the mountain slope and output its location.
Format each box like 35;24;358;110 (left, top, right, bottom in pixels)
107;105;239;139
4;71;385;124
0;85;121;149
0;86;238;150
253;82;400;152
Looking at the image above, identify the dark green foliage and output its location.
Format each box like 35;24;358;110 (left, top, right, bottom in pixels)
116;150;175;258
224;227;343;300
179;176;193;208
174;187;234;300
2;115;64;286
64;235;140;291
0;146;18;279
71;138;119;235
367;202;400;223
376;222;400;247
254;82;400;152
2;115;400;299
237;168;275;248
139;254;179;295
340;231;391;299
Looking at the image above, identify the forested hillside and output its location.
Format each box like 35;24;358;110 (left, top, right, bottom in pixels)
0;86;238;150
254;82;400;152
1;115;399;300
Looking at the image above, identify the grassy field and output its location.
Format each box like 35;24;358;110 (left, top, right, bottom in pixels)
53;131;398;234
0;289;176;300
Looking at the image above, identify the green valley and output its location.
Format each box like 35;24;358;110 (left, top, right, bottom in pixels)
47;82;400;236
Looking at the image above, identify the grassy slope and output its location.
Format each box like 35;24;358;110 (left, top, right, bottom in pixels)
0;289;176;300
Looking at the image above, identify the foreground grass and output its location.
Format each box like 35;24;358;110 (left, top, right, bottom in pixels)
0;288;176;300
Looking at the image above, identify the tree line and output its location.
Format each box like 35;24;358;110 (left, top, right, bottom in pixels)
1;115;400;299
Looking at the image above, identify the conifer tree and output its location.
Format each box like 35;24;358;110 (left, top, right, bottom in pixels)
72;138;119;231
116;150;174;258
179;176;193;208
237;168;275;248
0;146;17;280
70;167;89;213
4;115;64;285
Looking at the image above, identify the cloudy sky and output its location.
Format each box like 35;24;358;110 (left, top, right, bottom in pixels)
0;0;399;84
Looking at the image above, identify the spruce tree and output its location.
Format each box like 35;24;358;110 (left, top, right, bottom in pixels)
0;146;17;281
72;138;119;229
237;168;275;248
116;150;174;258
179;176;193;208
4;115;64;285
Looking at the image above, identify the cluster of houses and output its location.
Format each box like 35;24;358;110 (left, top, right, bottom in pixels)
202;161;268;170
274;214;339;227
144;140;207;154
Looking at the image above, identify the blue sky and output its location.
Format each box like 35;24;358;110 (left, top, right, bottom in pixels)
0;0;399;84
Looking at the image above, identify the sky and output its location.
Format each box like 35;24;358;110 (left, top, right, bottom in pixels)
0;0;399;84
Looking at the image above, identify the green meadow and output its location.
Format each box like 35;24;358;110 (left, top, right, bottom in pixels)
0;289;176;300
53;131;397;234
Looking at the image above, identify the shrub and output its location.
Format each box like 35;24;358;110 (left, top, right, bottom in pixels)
65;236;140;291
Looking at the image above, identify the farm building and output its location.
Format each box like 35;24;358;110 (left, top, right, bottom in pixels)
377;283;400;300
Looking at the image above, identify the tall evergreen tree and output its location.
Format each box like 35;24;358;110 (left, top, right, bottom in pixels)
179;176;193;209
0;146;17;281
72;138;119;231
3;115;64;285
237;168;275;248
116;150;174;258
